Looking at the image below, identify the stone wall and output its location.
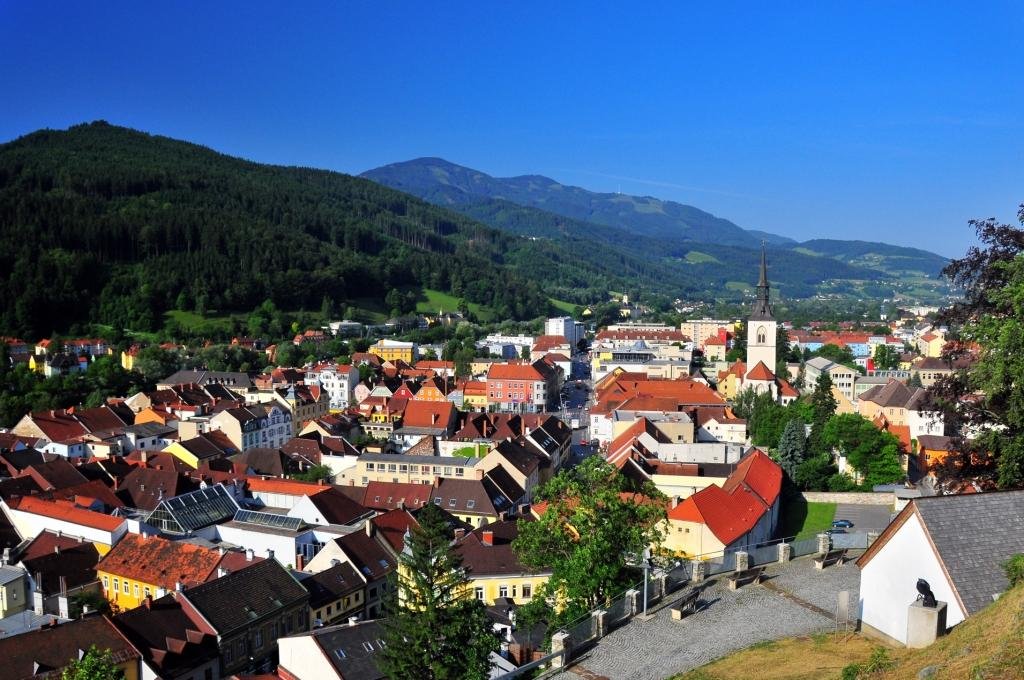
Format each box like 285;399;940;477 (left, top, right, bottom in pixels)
801;491;894;506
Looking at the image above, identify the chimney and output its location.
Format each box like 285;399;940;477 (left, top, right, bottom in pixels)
266;548;275;560
481;531;494;547
348;616;358;626
365;520;375;538
672;496;681;509
140;450;148;464
175;581;183;592
54;545;61;555
432;413;439;424
454;528;466;540
317;479;325;486
216;566;229;578
59;576;67;596
143;596;152;610
519;503;530;516
245;548;254;562
475;468;484;480
1;548;9;566
296;554;305;571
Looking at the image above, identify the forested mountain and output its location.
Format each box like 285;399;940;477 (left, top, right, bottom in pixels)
362;157;771;247
0;123;568;336
362;157;950;286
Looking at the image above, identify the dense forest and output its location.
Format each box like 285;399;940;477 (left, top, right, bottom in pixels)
0;122;592;337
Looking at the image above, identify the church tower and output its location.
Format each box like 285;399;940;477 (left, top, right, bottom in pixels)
746;244;777;376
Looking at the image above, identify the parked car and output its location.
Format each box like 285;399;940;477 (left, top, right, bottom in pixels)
832;519;854;528
825;528;847;535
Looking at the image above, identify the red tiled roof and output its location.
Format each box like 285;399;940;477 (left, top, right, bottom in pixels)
9;496;125;532
97;533;222;589
487;361;545;381
371;508;419;552
721;449;783;507
246;476;331;496
401;400;455;428
745;361;775;381
361;481;434;511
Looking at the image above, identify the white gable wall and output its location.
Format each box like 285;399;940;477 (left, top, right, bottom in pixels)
859;512;966;644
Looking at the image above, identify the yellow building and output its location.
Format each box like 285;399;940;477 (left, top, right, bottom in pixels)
0;566;27;619
371;339;417;363
917;331;945;358
457;521;551;606
462;380;489;410
96;533;252;612
121;345;141;371
304;561;366;628
162;431;236;469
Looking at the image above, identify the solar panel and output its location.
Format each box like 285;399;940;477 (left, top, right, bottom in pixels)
146;483;239;534
234;509;304;532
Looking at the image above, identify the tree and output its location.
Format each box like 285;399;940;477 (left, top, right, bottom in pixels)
822;413;905;486
520;345;531;360
133;346;180;382
908;371;923;389
930;205;1024;488
379;504;498;680
813;343;858;370
807;372;837;456
794;454;837;491
777;419;808;479
61;646;123;680
512;457;666;628
291;464;333;483
873;344;900;371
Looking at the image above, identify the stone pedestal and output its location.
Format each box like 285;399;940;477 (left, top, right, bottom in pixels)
777;543;792;563
867;531;881;547
906;601;947;649
550;631;572;668
591;609;608;639
817;533;831;555
625;589;640;616
734;551;750;572
690;559;706;583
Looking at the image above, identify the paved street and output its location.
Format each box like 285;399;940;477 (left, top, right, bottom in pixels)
560;554;862;680
833;504;893;533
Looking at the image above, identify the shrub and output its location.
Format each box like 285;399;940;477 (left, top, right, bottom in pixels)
1003;553;1024;586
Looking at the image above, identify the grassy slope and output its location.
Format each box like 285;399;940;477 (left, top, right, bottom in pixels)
549;298;577;315
676;582;1024;680
415;288;493;322
778;500;837;540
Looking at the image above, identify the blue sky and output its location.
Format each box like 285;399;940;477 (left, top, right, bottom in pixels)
2;2;1022;257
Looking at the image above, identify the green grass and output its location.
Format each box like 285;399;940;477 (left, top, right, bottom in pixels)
164;310;241;336
549;298;577;315
415;288;493;322
724;281;752;292
451;443;490;458
778;499;837;540
346;297;390;323
683;251;722;265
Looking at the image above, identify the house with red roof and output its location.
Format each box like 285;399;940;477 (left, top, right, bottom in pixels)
486;360;561;413
1;495;128;554
662;449;782;558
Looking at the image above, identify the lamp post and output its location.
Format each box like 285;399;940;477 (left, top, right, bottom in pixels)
642;546;652;616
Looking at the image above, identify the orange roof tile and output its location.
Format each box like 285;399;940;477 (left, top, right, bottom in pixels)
246;476;330;496
745;361;775;381
97;533;223;588
10;496;125;532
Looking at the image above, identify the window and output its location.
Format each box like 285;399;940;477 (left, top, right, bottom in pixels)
522;583;532;599
237;640;245;656
434;497;441;505
122;580;130;593
112;578;119;593
511;585;517;598
466;499;476;509
225;645;233;664
409;465;418;473
133;584;140;598
387;464;397;472
102;576;109;590
366;463;374;471
444;467;452;476
271;622;278;638
448;498;457;507
144;587;151;597
254;630;263;649
474;587;484;600
334;648;347;660
499;585;508;598
455;468;464;477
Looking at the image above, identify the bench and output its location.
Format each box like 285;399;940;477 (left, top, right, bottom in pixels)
814;548;848;570
727;566;765;591
670;589;701;620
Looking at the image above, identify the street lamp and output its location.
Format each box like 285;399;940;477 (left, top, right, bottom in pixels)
642;547;652;616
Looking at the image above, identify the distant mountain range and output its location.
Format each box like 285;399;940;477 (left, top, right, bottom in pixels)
362;158;951;300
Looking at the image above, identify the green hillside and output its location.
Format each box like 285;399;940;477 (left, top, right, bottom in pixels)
0;123;570;337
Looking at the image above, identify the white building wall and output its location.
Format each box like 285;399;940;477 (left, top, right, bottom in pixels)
859;513;966;644
278;635;341;680
908;410;945;441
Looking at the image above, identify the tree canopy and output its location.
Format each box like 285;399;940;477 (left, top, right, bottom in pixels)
379;503;498;680
931;205;1024;488
512;457;666;629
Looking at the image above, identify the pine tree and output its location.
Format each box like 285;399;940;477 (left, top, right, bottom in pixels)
379;504;499;680
807;372;837;456
777;418;808;479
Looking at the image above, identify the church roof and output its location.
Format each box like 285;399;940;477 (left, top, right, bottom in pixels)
745;361;775;381
749;244;775;321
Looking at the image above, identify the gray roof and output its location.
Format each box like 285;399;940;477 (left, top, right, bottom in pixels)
914;491;1024;615
295;620;385;679
0;565;25;586
182;559;308;635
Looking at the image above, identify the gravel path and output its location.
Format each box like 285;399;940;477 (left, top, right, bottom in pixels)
558;553;862;680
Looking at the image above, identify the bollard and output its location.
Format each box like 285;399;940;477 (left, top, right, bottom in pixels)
777;542;792;563
734;551;750;572
625;589;641;616
690;559;707;584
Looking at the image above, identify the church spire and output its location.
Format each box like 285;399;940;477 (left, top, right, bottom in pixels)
750;242;774;321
